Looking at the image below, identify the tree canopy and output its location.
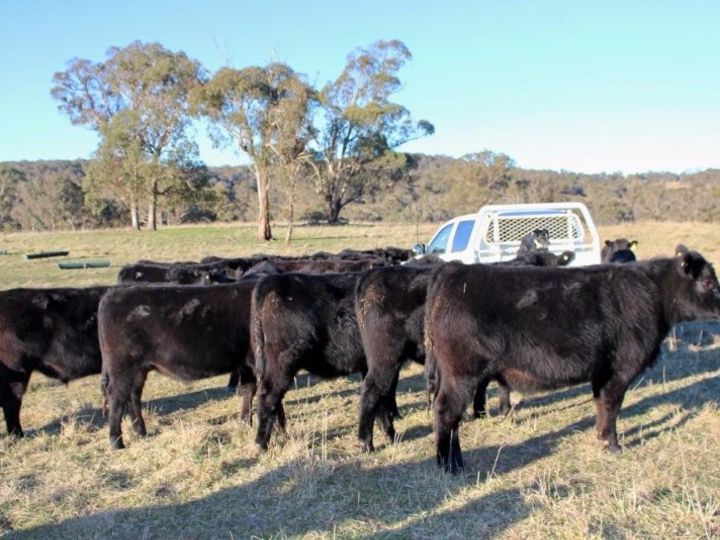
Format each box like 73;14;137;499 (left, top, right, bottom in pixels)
51;41;206;229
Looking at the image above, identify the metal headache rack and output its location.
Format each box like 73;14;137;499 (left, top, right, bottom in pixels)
484;210;585;245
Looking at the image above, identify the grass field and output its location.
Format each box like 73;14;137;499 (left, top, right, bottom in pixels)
0;221;719;538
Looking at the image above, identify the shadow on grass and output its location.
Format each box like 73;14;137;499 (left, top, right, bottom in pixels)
12;454;532;539
461;373;720;477
501;340;720;416
14;374;719;538
145;386;234;416
30;403;107;437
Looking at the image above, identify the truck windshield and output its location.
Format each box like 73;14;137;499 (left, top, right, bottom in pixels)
428;223;453;254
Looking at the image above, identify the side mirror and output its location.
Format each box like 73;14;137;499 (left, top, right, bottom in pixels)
412;243;426;256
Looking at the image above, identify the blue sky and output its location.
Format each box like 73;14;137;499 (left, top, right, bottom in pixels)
0;0;718;173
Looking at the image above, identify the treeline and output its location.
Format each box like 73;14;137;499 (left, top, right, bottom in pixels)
2;155;719;232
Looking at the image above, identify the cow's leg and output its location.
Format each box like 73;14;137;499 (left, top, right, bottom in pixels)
388;369;401;419
434;378;473;474
276;402;287;434
496;383;512;416
235;365;257;425
255;369;294;451
1;370;30;438
126;370;148;437
472;378;490;418
376;397;397;445
358;364;401;452
238;380;257;425
593;375;631;453
227;370;239;392
106;371;133;450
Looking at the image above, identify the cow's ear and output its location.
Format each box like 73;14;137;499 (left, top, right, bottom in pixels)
676;245;691;275
629;240;638;251
605;240;614;247
676;244;690;258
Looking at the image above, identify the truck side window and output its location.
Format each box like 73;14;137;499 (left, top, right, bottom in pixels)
451;220;475;252
427;223;453;254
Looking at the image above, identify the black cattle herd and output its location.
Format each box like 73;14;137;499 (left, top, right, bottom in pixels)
2;232;719;474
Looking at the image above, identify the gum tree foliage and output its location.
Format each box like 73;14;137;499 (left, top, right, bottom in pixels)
51;41;206;230
309;40;434;223
193;63;312;241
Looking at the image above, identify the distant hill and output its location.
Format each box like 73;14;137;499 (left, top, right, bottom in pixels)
1;156;719;231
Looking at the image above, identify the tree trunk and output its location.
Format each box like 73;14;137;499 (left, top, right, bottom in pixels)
327;197;342;224
255;165;272;240
147;176;158;231
285;171;297;244
285;192;295;244
130;193;140;230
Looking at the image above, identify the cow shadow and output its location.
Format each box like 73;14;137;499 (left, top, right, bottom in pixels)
12;454;532;539
10;376;718;538
503;340;719;416
460;373;720;477
29;403;107;437
144;386;236;416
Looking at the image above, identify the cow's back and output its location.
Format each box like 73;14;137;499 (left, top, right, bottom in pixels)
99;282;255;379
0;287;107;381
426;262;666;390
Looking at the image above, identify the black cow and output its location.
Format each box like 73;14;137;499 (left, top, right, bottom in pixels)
355;250;576;452
0;287;108;437
98;280;259;449
118;260;244;285
251;272;397;450
602;238;638;264
425;246;720;473
516;228;551;258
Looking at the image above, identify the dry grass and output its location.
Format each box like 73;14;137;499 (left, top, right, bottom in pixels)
0;221;719;538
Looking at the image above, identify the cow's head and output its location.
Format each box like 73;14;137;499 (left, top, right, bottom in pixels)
602;238;638;263
669;245;720;322
533;228;550;249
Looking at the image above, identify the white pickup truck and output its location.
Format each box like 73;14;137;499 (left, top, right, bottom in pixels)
413;202;601;266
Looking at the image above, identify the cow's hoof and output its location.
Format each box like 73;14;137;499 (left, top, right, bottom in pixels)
110;438;125;450
359;440;374;453
606;442;622;454
256;442;269;453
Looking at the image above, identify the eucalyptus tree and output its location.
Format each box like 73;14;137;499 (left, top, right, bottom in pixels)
310;40;434;223
266;75;315;243
84;114;146;229
51;41;206;230
193;63;312;240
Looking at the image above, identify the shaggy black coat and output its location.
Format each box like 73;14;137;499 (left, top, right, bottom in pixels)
250;272;395;450
354;250;576;451
98;280;258;449
425;246;720;473
0;287;108;436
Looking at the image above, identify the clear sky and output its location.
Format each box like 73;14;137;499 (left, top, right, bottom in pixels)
0;0;718;173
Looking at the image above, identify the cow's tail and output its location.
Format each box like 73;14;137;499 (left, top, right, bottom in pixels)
97;295;111;416
423;307;440;412
250;284;267;382
423;264;449;412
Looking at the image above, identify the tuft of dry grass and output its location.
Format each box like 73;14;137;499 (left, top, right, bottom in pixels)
0;221;719;538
